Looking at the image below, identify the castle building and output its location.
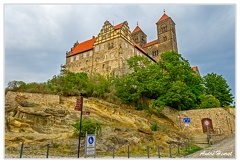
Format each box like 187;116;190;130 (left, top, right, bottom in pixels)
64;12;198;76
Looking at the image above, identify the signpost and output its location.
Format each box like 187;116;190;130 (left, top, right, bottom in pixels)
85;133;96;157
75;96;91;158
183;117;191;150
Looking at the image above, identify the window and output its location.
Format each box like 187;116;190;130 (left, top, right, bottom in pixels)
76;55;79;60
70;57;74;62
89;51;93;56
101;44;105;50
108;42;114;50
132;48;134;54
95;46;99;52
105;54;108;59
86;60;88;65
125;43;128;48
152;50;159;57
111;54;114;58
163;36;167;42
83;53;87;58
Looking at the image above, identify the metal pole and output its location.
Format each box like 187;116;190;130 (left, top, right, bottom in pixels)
147;146;149;158
112;145;115;158
158;145;160;158
20;141;24;158
207;125;210;145
169;144;172;158
46;143;50;158
177;143;180;155
77;96;83;158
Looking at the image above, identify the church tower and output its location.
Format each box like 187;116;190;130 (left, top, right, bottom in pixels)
156;11;178;55
131;23;147;48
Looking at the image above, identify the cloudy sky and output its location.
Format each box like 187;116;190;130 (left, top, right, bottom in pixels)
3;3;236;102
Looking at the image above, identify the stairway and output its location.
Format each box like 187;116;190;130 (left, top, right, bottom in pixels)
190;133;210;148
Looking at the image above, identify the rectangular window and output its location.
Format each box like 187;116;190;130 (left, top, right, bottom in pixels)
111;54;114;58
76;55;79;60
70;57;74;62
125;43;128;48
95;46;99;52
89;51;93;56
101;44;105;50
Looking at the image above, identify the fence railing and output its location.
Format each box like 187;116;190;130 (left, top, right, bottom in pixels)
5;140;190;158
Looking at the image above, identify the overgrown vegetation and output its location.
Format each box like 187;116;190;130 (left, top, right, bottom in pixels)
6;51;234;112
71;118;102;137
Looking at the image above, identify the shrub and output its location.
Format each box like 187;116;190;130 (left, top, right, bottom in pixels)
199;94;221;108
71;119;102;137
150;122;159;131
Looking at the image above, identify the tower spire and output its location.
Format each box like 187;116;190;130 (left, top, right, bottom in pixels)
164;9;165;14
137;21;138;26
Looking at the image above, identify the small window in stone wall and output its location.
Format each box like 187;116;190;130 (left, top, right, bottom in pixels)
70;57;74;62
89;51;93;56
76;55;79;60
125;43;128;48
111;54;114;58
101;44;105;50
163;36;167;42
83;53;87;58
86;60;88;65
95;46;99;52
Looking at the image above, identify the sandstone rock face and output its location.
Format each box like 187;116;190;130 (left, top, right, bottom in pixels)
5;91;235;158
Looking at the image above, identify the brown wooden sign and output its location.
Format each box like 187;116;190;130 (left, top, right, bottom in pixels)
75;96;83;111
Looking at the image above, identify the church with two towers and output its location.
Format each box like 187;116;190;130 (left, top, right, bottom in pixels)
64;12;195;76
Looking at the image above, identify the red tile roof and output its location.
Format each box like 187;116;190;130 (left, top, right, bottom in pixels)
113;22;124;29
132;26;141;34
157;13;170;23
143;39;158;48
67;37;96;57
192;66;200;75
134;42;147;54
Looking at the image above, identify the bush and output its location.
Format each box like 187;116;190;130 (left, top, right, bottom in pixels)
199;94;221;108
71;119;102;137
150;122;159;131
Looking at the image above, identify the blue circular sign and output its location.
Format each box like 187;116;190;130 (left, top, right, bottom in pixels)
88;136;94;144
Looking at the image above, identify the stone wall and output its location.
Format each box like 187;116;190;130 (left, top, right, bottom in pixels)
5;91;60;106
161;107;235;135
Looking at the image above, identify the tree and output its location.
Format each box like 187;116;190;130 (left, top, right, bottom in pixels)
114;51;205;111
203;73;233;107
199;94;221;108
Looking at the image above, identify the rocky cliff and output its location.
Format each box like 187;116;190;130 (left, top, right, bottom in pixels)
5;91;186;157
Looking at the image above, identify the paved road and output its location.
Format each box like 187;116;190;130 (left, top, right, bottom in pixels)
185;134;235;158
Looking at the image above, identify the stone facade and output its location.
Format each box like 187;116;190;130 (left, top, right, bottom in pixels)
161;107;235;136
64;12;178;76
5;91;60;106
